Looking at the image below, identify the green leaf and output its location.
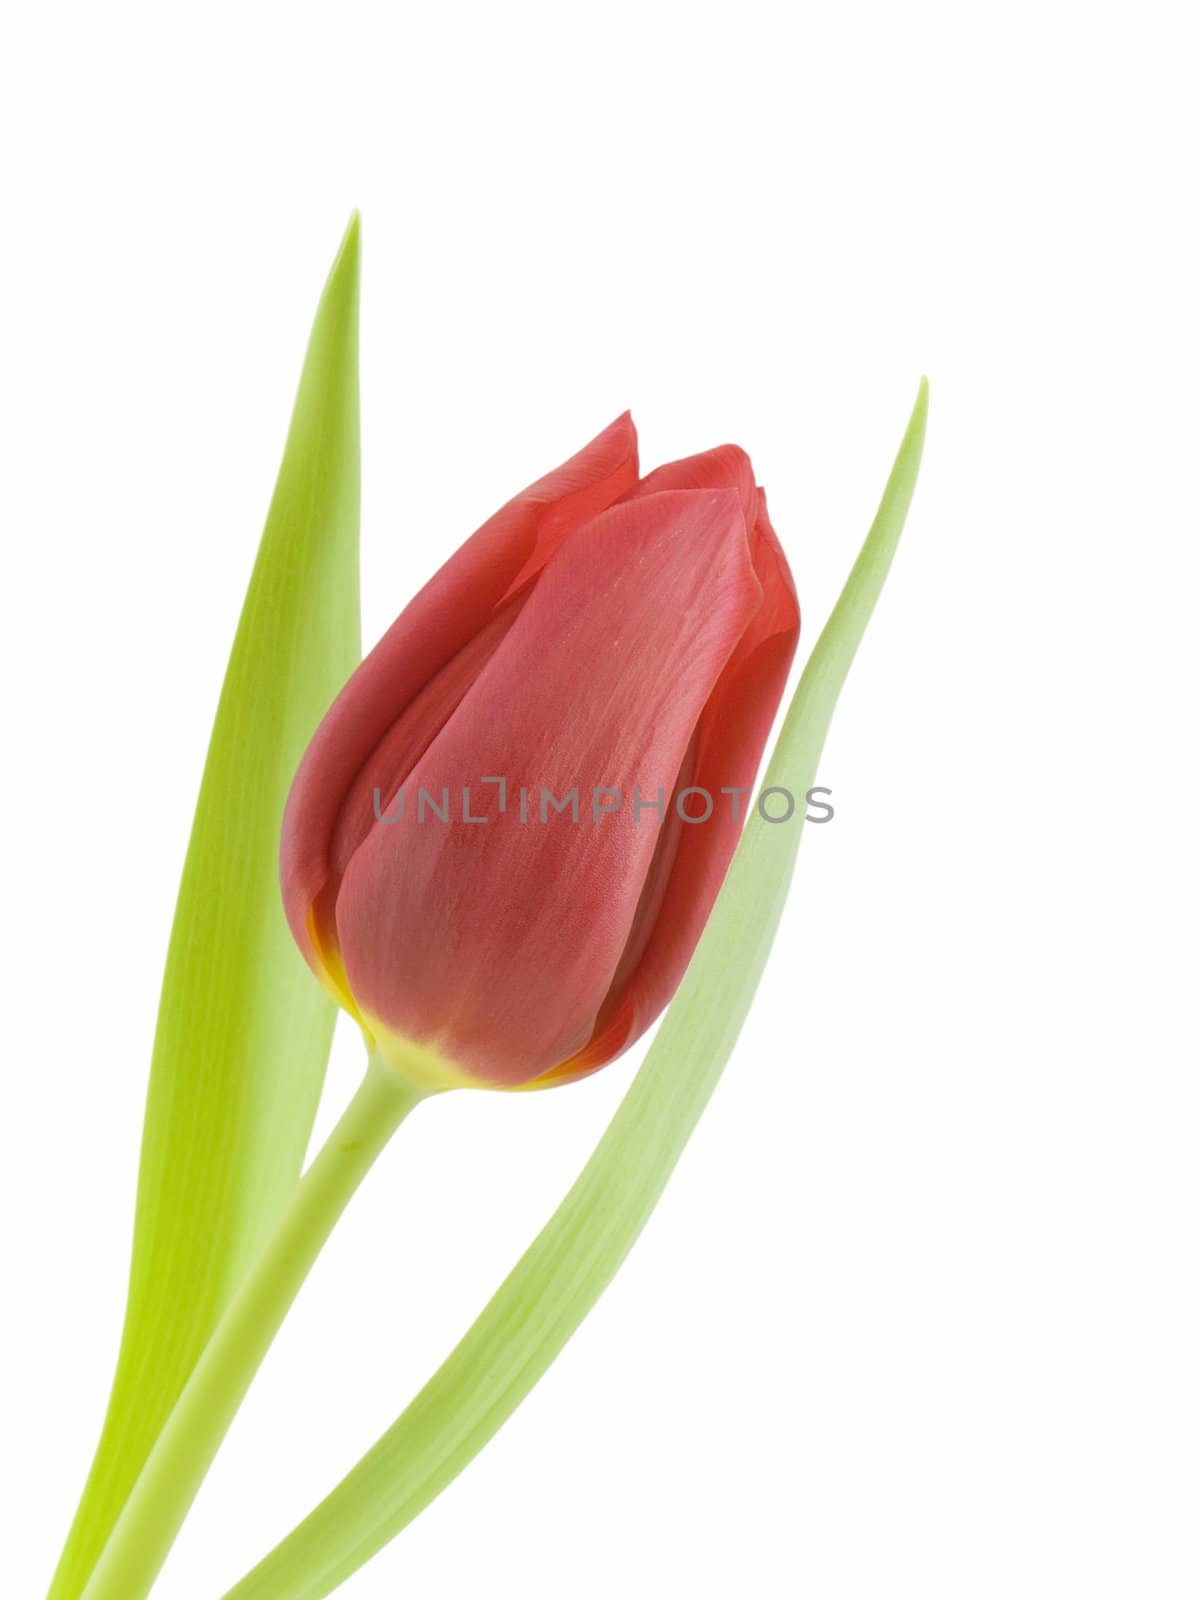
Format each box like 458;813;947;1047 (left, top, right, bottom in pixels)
48;216;363;1600
224;379;929;1600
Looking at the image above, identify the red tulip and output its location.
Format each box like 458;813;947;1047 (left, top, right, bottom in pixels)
281;415;799;1090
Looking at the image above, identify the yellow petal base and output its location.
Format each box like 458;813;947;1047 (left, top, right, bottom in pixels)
363;1018;482;1093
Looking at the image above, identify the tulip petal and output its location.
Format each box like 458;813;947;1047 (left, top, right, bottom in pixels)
626;442;757;527
336;486;761;1085
281;413;638;985
547;483;800;1084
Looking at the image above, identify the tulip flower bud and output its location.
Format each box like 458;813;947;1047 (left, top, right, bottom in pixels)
281;415;799;1090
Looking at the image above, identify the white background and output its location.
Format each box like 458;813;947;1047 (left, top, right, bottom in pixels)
3;4;1197;1597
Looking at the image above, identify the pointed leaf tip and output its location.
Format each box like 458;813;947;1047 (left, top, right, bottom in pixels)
334;210;361;275
913;375;929;434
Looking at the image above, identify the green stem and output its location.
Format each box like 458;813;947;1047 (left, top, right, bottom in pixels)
76;1055;424;1600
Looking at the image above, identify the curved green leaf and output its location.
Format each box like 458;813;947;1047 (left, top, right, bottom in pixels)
48;216;363;1600
225;378;928;1600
